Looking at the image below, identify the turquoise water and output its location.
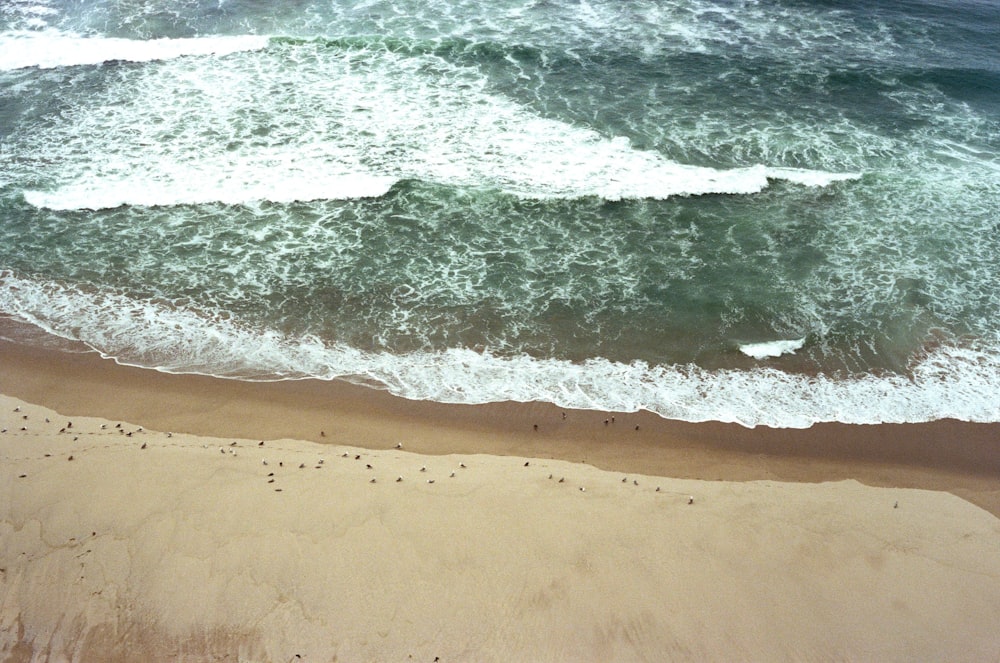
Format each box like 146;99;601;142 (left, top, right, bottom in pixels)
1;0;998;426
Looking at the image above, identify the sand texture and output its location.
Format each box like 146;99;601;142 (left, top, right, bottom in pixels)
2;394;1000;662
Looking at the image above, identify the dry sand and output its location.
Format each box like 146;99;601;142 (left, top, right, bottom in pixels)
2;339;1000;661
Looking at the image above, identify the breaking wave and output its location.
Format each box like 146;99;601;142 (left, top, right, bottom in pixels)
1;273;996;428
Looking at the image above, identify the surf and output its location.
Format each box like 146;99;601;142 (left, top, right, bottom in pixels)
11;37;858;211
0;30;269;71
0;272;997;428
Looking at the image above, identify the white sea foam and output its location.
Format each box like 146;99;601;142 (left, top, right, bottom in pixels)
21;150;856;210
0;31;268;71
764;168;861;187
23;172;397;210
2;273;997;428
10;40;858;210
740;338;805;360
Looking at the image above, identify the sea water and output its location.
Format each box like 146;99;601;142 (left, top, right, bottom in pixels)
0;0;998;427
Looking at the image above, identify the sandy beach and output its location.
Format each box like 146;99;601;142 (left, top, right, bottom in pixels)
4;0;1000;659
2;339;1000;661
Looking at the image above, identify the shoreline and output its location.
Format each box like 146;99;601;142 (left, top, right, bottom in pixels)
1;335;998;517
3;335;1000;660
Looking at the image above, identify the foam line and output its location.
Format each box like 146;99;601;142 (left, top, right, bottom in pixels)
1;274;997;428
22;165;858;210
740;338;806;360
0;31;269;71
23;173;398;210
765;168;860;187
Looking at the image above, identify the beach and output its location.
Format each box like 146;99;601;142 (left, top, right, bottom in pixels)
2;340;999;662
4;0;1000;659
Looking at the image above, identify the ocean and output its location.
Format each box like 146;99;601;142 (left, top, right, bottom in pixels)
1;0;998;427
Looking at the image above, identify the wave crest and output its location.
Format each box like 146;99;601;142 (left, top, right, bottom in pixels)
740;338;806;360
23;172;397;210
10;37;857;210
0;31;269;71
